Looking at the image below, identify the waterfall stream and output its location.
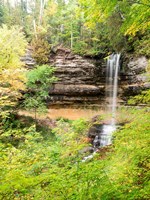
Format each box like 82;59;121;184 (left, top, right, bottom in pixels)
107;53;121;124
83;53;121;161
99;53;121;147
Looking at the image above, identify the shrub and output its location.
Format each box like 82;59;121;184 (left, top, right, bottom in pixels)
128;89;150;106
24;65;57;129
31;35;50;64
0;109;149;200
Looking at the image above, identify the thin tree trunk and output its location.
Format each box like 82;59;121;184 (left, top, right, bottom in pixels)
33;19;37;39
39;0;45;25
39;0;43;25
71;23;73;49
35;107;37;131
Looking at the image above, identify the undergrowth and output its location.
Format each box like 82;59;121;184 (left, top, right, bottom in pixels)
0;108;149;199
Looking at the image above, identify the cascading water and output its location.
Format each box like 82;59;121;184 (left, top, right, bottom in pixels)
108;53;121;124
99;53;121;147
82;53;120;161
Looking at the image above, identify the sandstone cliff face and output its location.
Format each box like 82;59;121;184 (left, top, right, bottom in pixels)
48;48;149;105
23;47;149;106
119;55;149;102
48;48;106;105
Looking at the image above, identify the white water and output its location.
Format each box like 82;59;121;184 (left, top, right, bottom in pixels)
106;53;121;121
112;54;121;124
82;54;121;161
100;53;121;147
100;124;116;147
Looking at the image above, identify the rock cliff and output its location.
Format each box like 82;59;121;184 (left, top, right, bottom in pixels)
120;55;149;102
23;47;149;106
48;48;149;106
48;47;106;106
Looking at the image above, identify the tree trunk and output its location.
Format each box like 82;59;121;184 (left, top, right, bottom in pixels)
34;107;37;131
33;19;37;39
71;23;73;49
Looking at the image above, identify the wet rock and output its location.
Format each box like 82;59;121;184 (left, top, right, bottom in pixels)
93;135;100;148
87;124;102;139
126;56;148;75
87;115;102;140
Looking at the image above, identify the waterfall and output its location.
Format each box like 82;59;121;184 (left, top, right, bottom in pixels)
106;53;121;124
100;53;121;147
82;54;121;161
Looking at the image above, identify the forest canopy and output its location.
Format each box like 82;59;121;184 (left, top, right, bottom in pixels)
0;0;149;55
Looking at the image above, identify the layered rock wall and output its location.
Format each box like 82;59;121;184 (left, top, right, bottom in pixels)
48;48;149;105
119;55;149;102
48;48;106;105
23;47;149;106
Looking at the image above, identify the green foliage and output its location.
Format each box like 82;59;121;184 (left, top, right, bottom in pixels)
1;0;33;38
0;117;89;199
73;40;88;55
134;33;150;57
77;0;150;54
26;65;56;89
122;0;150;36
128;89;150;106
24;65;56;109
71;118;88;133
0;25;27;72
24;65;57;128
109;108;150;199
78;0;150;36
0;108;150;199
1;0;149;56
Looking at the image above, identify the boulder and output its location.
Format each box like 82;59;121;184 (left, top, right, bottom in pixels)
87;124;102;139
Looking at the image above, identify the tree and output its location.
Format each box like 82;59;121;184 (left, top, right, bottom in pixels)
77;0;150;36
122;1;150;35
24;65;57;129
0;25;27;120
2;0;149;56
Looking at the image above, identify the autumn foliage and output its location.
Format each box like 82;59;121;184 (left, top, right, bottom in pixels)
0;25;27;118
